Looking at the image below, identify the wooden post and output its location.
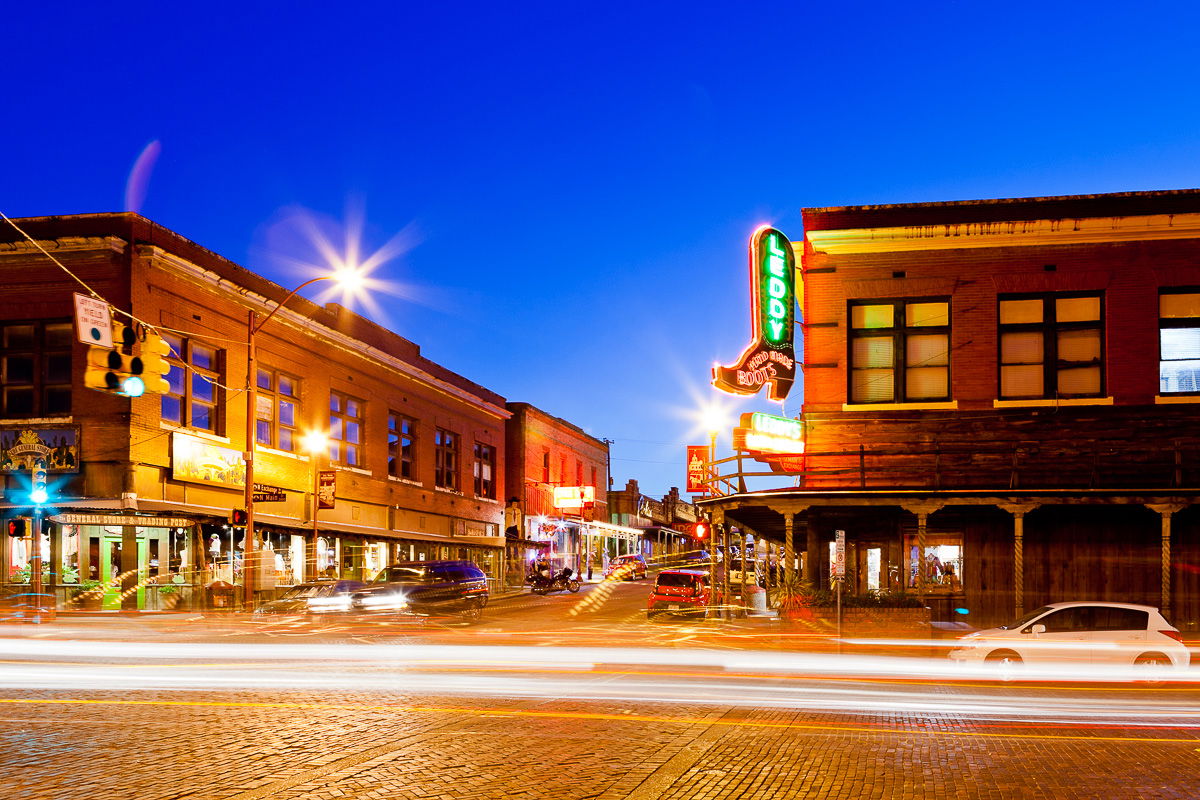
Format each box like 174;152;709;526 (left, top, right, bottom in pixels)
1147;503;1187;618
998;503;1040;619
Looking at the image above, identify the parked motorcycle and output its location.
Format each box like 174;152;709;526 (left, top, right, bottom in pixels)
528;567;581;595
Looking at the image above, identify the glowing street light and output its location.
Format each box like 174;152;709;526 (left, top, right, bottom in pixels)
242;272;361;609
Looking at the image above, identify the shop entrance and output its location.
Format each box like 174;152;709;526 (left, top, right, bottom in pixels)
99;534;149;610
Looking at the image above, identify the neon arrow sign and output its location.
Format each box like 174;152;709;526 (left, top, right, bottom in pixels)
711;226;796;402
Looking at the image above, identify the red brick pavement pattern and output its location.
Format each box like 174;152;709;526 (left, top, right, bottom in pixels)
2;691;1199;800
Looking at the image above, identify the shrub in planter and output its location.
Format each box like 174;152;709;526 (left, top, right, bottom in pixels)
157;583;180;610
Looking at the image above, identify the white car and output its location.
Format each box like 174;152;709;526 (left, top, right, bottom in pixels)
949;601;1190;671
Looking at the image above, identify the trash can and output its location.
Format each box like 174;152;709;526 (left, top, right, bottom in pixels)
206;581;235;610
746;585;768;615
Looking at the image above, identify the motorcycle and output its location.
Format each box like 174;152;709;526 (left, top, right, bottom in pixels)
527;567;581;595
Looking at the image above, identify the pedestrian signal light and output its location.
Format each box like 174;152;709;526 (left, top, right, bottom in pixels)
140;332;173;395
694;520;710;539
7;519;27;537
30;464;48;505
230;509;248;526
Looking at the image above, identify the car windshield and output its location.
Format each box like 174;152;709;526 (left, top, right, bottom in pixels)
998;605;1054;630
280;585;330;599
656;573;698;588
616;556;639;563
374;566;427;584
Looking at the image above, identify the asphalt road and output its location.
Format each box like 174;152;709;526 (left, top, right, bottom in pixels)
1;579;1198;799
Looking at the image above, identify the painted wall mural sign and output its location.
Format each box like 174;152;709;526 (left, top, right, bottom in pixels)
0;427;80;473
712;226;796;402
171;432;246;488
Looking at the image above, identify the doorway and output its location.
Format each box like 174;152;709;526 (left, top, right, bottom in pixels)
99;534;149;610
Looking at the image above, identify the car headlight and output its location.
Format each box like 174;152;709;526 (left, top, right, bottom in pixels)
359;593;409;611
306;596;352;612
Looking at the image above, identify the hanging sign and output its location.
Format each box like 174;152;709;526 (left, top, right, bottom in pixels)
1;428;80;473
73;293;113;348
686;445;711;494
712;226;796;401
832;529;846;579
317;470;336;509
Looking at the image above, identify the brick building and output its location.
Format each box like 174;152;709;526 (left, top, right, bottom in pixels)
0;213;508;610
503;402;632;581
700;189;1200;631
607;480;701;560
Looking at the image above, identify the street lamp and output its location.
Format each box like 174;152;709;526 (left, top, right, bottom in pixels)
242;272;359;609
301;429;330;582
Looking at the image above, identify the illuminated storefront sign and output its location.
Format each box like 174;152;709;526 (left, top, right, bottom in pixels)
553;485;595;510
712;226;796;401
0;427;80;473
171;432;246;489
732;412;804;472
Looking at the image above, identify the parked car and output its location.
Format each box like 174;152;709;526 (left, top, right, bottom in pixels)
949;601;1190;671
726;557;761;596
646;569;720;620
253;580;366;616
604;554;648;581
353;561;489;623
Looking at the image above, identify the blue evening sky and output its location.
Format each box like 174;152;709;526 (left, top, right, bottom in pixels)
6;2;1200;497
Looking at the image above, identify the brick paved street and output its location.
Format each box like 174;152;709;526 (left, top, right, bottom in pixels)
0;580;1197;799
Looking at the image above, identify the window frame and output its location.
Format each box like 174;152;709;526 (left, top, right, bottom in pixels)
1158;288;1200;395
255;368;299;452
435;428;459;491
161;333;223;433
847;297;952;404
902;532;963;594
329;390;364;467
388;412;416;480
473;441;496;499
998;291;1105;400
0;319;73;418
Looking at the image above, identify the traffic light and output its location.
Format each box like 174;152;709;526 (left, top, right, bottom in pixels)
694;520;710;540
140;331;173;395
7;519;27;537
30;463;48;505
230;509;248;526
83;321;145;397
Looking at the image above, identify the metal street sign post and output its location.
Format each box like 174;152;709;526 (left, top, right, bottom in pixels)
833;529;846;651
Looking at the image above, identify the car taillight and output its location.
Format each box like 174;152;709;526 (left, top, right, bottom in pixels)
1159;629;1184;643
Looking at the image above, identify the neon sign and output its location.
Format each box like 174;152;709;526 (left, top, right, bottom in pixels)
732;412;804;472
553;486;596;510
712;226;796;401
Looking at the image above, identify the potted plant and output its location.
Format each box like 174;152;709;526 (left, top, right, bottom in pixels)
70;579;103;611
770;574;815;622
157;582;180;610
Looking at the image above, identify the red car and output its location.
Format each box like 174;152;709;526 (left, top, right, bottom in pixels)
646;569;719;619
604;554;648;581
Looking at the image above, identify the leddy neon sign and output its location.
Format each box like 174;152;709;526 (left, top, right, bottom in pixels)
711;226;796;402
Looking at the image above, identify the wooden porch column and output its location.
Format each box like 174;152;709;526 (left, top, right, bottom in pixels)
998;503;1040;619
1147;503;1187;619
901;502;945;602
783;513;794;583
805;515;818;586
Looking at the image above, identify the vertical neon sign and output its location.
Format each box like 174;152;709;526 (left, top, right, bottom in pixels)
712;226;796;402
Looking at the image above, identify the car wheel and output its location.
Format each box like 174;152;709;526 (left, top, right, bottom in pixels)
1134;652;1172;683
460;601;484;624
985;650;1023;681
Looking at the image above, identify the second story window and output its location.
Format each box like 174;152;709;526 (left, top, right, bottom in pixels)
999;293;1103;399
435;428;458;491
162;334;220;432
1;320;72;417
473;442;496;499
329;391;363;466
388;413;416;479
1159;290;1200;394
255;368;298;451
542;450;550;483
848;299;950;404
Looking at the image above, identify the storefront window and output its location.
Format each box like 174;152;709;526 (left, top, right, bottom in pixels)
903;533;963;592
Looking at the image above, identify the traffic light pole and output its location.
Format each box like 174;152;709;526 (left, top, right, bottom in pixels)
30;505;42;623
243;309;258;611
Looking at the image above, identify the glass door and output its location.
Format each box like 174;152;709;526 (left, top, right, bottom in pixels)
100;535;149;610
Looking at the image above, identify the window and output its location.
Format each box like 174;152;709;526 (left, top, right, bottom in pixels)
329;391;363;466
161;333;221;432
473;442;496;499
388;413;416;479
542;450;550;483
999;293;1103;399
903;533;962;593
848;299;950;403
575;459;583;486
1;320;72;417
435;428;458;490
255;368;298;451
1159;290;1200;394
